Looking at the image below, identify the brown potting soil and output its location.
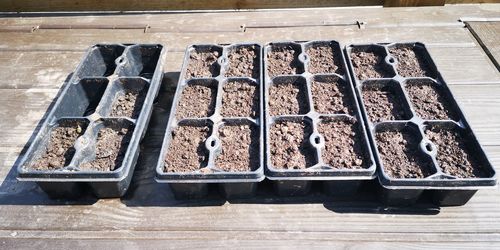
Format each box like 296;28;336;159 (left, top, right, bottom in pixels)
221;80;258;118
362;86;410;122
270;121;315;169
225;46;259;79
318;120;367;169
185;49;220;78
406;82;457;120
80;125;133;171
376;130;434;178
267;45;302;77
351;50;393;80
425;128;488;178
28;121;86;170
215;124;259;172
269;80;308;116
389;45;435;78
164;126;210;172
306;44;344;75
311;77;352;115
110;88;148;119
176;84;217;119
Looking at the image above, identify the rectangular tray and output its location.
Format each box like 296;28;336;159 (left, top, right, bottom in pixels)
345;42;497;206
155;43;265;199
17;44;166;198
263;40;376;197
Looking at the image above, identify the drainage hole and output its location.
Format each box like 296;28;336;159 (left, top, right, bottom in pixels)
314;136;321;144
118;57;124;64
425;143;433;152
388;57;395;63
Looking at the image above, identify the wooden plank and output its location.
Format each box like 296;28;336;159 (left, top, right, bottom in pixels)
384;0;445;7
0;0;383;12
467;21;500;71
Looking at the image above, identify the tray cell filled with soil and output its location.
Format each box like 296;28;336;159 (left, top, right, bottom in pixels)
164;124;211;173
266;43;304;77
176;79;218;119
404;79;458;121
77;44;125;78
361;80;412;123
425;125;492;179
108;79;149;119
305;41;344;75
185;45;222;79
80;120;134;171
375;125;435;179
388;44;436;78
349;45;395;80
28;119;89;171
225;45;260;79
317;118;369;169
269;76;309;116
221;79;258;118
55;78;108;117
215;122;259;172
269;119;316;170
311;75;354;115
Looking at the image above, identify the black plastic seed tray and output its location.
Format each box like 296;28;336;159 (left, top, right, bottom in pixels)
155;43;264;199
263;40;376;197
17;44;166;198
345;42;497;206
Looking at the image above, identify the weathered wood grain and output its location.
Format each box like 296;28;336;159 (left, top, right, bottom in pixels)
467;21;500;71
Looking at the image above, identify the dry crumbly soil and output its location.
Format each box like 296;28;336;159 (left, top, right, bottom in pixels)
225;46;259;79
351;50;393;80
318;120;367;169
164;126;210;172
311;78;352;115
269;80;309;116
215;124;259;172
306;44;344;75
406;82;457;120
176;84;217;119
362;86;410;122
80;125;133;171
425;128;488;178
185;49;220;78
221;80;258;118
270;121;315;169
28;121;86;170
110;88;148;119
267;45;302;77
389;45;435;78
376;130;434;178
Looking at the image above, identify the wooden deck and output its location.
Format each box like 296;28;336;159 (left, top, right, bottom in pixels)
1;4;500;248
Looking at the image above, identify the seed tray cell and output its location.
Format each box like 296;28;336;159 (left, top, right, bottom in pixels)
155;43;264;200
264;41;376;197
17;44;166;198
345;42;497;206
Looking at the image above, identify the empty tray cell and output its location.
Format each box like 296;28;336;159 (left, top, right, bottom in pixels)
164;125;211;172
318;118;369;169
376;126;435;179
55;78;108;117
267;43;304;77
425;126;491;178
311;75;353;115
305;41;344;75
27;119;89;171
269;120;316;169
176;79;217;119
109;79;149;119
350;45;395;80
215;122;259;172
118;45;162;78
185;45;222;79
80;120;134;171
225;45;259;79
269;76;309;116
362;80;412;123
389;44;436;78
405;79;458;121
78;45;125;77
221;79;258;118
